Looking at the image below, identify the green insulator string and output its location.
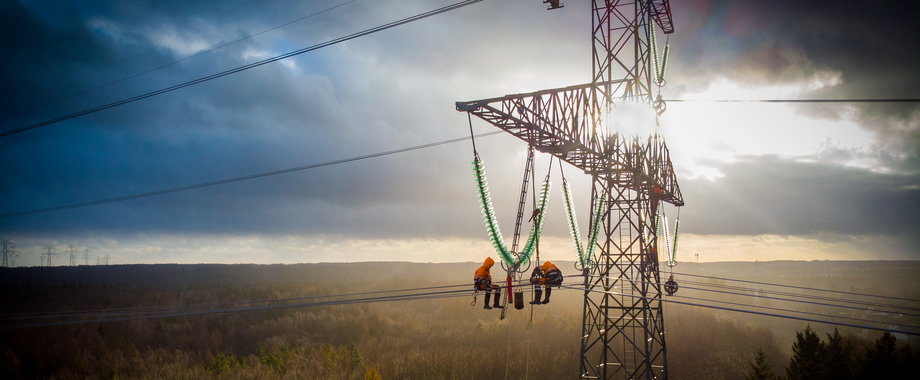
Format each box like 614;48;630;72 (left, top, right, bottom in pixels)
649;22;669;86
561;180;585;264
658;41;670;85
649;21;660;83
584;195;605;263
662;211;672;265
668;208;680;267
560;160;606;268
471;157;513;266
471;156;552;268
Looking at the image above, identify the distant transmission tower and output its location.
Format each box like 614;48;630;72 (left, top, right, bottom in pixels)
1;239;16;267
68;245;77;266
43;245;58;267
84;248;89;266
456;1;680;378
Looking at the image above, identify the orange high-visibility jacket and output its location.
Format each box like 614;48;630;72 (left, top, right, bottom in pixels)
474;257;495;289
539;261;563;286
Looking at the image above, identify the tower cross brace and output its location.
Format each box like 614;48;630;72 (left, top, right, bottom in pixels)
455;1;681;379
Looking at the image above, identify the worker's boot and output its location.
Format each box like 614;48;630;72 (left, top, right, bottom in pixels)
530;287;543;304
541;287;552;304
493;292;501;308
483;292;492;309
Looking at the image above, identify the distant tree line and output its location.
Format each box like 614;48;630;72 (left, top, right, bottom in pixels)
747;326;918;380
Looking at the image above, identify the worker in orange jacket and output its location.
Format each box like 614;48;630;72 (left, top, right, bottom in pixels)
474;257;502;309
529;261;563;304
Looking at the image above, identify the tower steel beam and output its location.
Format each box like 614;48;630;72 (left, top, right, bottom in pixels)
455;1;678;379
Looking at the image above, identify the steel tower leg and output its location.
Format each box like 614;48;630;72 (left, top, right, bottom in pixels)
580;172;668;379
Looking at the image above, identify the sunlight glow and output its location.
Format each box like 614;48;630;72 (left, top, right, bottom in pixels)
658;77;874;179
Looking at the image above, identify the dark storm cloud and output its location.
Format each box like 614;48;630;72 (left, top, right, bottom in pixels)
680;155;920;239
669;0;920;149
671;0;920;95
1;0;917;248
0;0;489;236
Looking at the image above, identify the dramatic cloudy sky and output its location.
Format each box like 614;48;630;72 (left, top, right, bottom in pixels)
1;0;917;265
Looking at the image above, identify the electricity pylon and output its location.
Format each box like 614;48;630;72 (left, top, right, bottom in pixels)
68;245;77;266
1;239;15;267
455;1;681;378
43;245;58;267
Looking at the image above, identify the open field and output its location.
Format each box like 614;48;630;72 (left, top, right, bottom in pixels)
1;261;917;379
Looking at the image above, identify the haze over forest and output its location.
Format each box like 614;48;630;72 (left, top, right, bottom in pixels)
1;261;918;379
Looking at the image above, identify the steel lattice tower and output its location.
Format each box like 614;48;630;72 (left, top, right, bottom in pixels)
456;1;681;379
1;239;15;267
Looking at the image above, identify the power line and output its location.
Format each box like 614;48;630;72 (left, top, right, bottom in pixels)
0;131;502;218
580;278;920;329
680;279;920;313
587;276;920;330
0;287;473;329
562;285;920;337
665;98;920;103
4;277;915;335
3;276;547;321
588;274;920;318
1;0;357;121
0;0;483;137
671;271;920;302
669;291;920;330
